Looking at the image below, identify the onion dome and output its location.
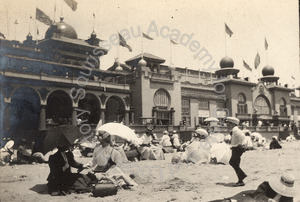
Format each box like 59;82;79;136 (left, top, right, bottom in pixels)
45;16;78;39
115;65;123;71
138;58;147;67
91;30;97;39
220;56;234;68
262;65;275;76
26;33;33;40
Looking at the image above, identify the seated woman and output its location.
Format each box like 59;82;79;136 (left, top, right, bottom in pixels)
269;136;282;150
85;131;137;189
47;145;91;195
181;129;211;164
160;131;172;147
137;129;165;160
0;140;14;166
172;131;181;149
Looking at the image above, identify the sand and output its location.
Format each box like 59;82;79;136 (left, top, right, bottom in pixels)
0;141;300;202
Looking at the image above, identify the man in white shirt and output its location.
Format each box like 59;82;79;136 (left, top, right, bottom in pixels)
226;117;247;187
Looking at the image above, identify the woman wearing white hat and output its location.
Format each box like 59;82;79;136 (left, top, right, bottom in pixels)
252;173;298;201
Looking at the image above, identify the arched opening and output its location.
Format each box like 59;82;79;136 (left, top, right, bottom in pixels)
78;93;100;124
153;89;172;125
279;98;287;116
10;87;40;131
105;96;125;123
237;93;247;114
46;90;72;125
254;96;270;115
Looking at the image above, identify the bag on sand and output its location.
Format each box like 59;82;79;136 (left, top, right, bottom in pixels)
92;182;118;197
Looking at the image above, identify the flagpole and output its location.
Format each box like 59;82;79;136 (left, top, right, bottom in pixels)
141;34;144;59
265;49;268;65
6;9;9;39
14;20;17;40
198;69;201;83
117;32;120;66
61;0;63;17
169;39;172;67
53;0;57;22
93;13;95;32
28;16;31;34
224;22;227;56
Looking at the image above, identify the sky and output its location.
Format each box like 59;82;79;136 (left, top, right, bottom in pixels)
0;0;299;87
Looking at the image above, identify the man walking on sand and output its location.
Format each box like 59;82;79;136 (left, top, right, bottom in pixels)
226;117;247;187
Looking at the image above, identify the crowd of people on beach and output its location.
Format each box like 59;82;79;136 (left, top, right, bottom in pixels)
0;118;298;200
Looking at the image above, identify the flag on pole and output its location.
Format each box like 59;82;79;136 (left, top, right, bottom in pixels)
14;20;18;25
254;52;260;69
36;8;53;26
225;23;233;37
119;33;132;52
170;39;178;44
264;37;268;50
0;32;5;39
291;75;295;80
142;33;153;40
63;0;78;11
243;60;252;71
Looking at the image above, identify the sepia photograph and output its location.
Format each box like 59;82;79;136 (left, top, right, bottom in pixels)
0;0;299;201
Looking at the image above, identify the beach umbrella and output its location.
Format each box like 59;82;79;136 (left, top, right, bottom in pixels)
210;143;231;164
44;125;83;154
204;117;219;122
96;122;139;144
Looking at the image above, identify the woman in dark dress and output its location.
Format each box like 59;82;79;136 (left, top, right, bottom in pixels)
47;145;91;195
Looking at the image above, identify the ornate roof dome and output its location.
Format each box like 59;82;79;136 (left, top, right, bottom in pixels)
262;65;274;76
138;58;147;66
220;56;234;68
45;17;78;39
26;33;33;40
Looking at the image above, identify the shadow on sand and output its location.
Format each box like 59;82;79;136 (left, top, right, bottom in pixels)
30;184;49;195
208;190;256;202
215;182;237;187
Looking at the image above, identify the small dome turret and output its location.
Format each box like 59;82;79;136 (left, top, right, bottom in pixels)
220;56;234;68
138;58;147;67
262;65;275;76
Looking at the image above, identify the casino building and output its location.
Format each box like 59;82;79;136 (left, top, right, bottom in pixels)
1;18;299;141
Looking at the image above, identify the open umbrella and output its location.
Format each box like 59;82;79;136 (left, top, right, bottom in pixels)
96;122;139;144
44;125;83;154
204;117;219;122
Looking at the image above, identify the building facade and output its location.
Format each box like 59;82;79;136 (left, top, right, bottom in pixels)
1;19;300;143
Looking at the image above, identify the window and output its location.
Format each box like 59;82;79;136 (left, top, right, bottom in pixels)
254;96;270;114
153;89;170;109
280;98;287;116
237;93;247;114
198;100;209;110
182;99;191;126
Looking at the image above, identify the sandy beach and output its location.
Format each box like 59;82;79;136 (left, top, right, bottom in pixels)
0;141;299;202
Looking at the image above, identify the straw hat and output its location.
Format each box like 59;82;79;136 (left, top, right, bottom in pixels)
226;117;240;125
4;140;14;150
195;129;208;138
97;130;111;139
269;174;298;197
163;131;169;135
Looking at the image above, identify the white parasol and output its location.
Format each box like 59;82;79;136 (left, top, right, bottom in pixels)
204;117;219;122
96;122;140;144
